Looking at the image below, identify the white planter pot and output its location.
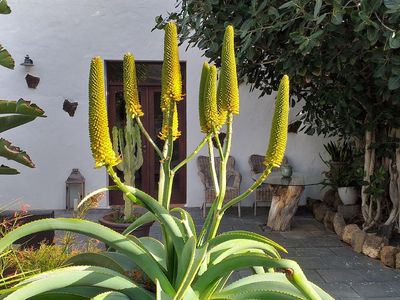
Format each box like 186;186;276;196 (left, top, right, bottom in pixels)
337;187;359;205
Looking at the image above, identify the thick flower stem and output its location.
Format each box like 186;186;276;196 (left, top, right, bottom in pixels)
172;133;211;174
221;168;272;213
207;113;233;241
135;117;163;159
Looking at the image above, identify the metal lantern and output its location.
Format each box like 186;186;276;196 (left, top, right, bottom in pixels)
65;168;85;210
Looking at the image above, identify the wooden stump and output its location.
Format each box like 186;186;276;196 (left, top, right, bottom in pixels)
267;185;304;231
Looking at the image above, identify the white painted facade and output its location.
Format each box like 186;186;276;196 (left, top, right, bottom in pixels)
0;0;329;210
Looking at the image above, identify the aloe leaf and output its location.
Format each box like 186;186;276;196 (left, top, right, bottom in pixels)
0;218;175;295
208;230;287;253
214;281;306;300
5;266;153;300
0;165;19;175
0;138;34;167
77;186;119;210
125;186;184;253
27;286;109;299
193;253;319;299
171;207;197;240
91;291;130;300
100;252;138;272
123;211;157;235
66;252;127;274
209;240;281;264
174;243;207;300
0;0;11;14
0;99;45;116
139;236;167;269
175;236;196;287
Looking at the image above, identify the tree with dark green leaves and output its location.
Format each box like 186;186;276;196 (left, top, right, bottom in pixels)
155;0;400;230
0;0;46;175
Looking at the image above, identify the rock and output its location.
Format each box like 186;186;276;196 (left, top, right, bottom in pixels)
323;189;336;207
396;252;400;269
323;210;336;231
337;204;361;222
333;213;346;238
380;246;400;268
332;192;342;210
351;229;366;253
313;202;328;222
362;234;388;259
306;197;320;211
342;224;360;244
377;224;394;241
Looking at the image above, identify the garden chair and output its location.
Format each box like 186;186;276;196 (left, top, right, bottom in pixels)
249;154;288;216
197;155;242;218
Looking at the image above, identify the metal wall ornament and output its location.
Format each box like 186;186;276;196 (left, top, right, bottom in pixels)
25;74;40;89
20;55;34;66
63;99;78;117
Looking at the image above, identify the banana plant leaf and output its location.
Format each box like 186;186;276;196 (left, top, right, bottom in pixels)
0;138;34;167
0;45;13;69
0;99;45;116
0;164;19;175
0;99;46;133
0;0;11;14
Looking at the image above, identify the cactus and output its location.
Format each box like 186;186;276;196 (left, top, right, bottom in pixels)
112;116;143;220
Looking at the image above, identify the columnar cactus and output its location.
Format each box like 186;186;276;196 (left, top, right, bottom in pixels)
112;118;143;219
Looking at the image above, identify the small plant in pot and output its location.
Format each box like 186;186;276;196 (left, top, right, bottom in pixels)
321;141;364;205
97;55;152;237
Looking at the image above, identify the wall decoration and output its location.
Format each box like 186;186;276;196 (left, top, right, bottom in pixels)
63;99;78;117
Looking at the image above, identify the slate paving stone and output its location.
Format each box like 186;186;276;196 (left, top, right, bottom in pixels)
351;282;399;298
317;283;361;298
317;269;366;283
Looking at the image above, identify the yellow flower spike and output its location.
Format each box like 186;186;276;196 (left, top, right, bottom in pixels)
159;103;181;141
89;57;121;168
199;62;210;132
123;53;144;117
264;75;290;169
218;25;239;115
161;22;183;111
204;65;220;132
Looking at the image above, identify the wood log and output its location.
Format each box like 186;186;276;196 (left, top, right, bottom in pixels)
267;185;304;231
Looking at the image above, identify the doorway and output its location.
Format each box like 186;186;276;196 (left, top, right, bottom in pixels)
106;61;186;205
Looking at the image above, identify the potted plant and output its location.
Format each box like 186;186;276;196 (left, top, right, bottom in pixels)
321;142;363;205
0;23;332;299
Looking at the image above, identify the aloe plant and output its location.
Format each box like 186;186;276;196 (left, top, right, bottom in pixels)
0;23;333;299
0;1;46;175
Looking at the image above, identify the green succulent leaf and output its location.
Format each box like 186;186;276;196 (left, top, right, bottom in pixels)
139;236;167;269
66;252;127;274
91;291;131;300
0;138;35;167
5;266;153;300
208;230;287;253
0;99;45;116
171;207;197;241
27;287;109;300
0;218;175;295
175;242;207;300
122;211;157;235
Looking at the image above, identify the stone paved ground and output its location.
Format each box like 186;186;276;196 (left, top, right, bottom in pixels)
56;207;400;300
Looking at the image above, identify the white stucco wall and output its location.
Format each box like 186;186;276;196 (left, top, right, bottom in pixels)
0;0;329;210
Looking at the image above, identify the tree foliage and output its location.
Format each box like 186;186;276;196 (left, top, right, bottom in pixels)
155;0;400;138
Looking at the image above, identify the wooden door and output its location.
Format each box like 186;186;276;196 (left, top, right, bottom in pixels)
107;84;186;205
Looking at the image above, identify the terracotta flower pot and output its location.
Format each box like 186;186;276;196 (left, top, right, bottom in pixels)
98;212;153;237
